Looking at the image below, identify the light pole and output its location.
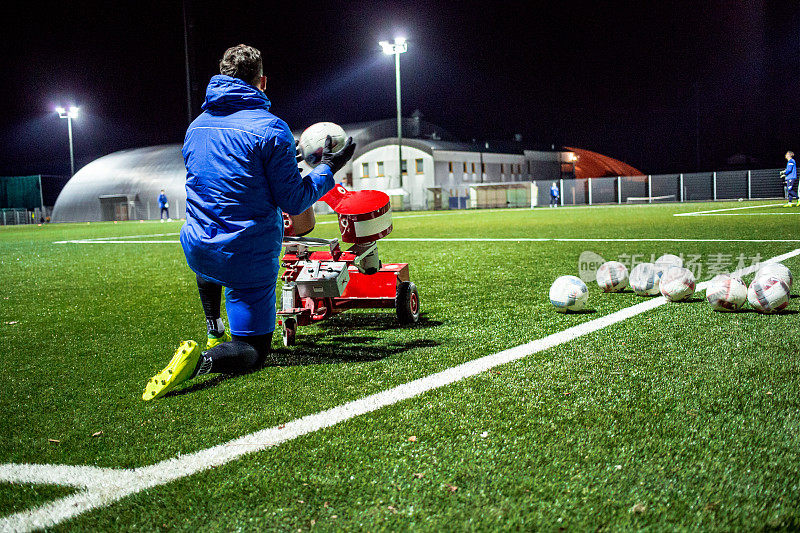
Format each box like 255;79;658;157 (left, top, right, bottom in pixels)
56;106;79;176
379;37;407;189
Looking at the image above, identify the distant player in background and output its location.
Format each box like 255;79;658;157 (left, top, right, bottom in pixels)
142;44;354;401
550;182;559;207
158;189;170;221
781;151;798;207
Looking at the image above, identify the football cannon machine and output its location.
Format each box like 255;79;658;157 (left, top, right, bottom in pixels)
277;185;420;346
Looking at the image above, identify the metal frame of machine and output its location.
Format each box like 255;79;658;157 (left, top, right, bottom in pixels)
277;236;420;346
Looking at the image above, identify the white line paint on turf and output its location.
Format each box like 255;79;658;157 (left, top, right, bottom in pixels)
674;212;800;217
0;464;132;489
54;237;800;245
673;203;783;216
50;211;522;244
383;238;800;243
56;240;182;244
53;232;180;243
2;246;799;532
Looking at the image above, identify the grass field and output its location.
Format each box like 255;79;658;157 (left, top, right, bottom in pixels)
1;200;799;531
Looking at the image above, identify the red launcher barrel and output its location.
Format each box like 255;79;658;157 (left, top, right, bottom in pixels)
321;185;393;243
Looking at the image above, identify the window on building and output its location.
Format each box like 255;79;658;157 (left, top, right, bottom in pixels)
501;163;505;174
481;162;485;173
471;162;476;173
377;161;384;176
463;162;468;173
415;158;424;174
361;162;369;178
448;161;453;173
401;160;408;175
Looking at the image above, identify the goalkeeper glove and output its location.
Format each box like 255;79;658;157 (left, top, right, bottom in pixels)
320;135;356;175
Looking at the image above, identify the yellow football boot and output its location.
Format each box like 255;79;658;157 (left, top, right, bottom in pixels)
783;202;792;207
142;341;202;401
206;330;231;350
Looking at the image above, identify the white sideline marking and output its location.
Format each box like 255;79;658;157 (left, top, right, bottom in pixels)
0;464;132;490
673;203;784;216
383;238;800;243
674;212;800;217
54;236;800;245
3;247;799;532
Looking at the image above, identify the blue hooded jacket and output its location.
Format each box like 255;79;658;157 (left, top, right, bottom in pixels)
180;75;334;288
785;157;796;181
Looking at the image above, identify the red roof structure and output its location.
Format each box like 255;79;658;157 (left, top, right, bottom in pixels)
565;147;643;179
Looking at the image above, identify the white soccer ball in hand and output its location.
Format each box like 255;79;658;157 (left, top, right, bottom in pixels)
654;254;683;277
659;267;696;301
596;261;629;292
706;274;747;312
299;122;347;167
549;275;589;313
747;275;790;314
630;263;660;296
756;263;793;290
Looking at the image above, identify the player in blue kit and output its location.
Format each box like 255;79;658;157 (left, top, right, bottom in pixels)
157;189;170;221
143;44;355;400
549;182;559;207
782;151;798;207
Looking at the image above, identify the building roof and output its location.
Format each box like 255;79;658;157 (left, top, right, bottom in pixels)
51;144;185;222
50;118;643;222
566;146;643;178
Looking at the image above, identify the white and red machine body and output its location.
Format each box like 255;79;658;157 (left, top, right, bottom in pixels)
277;186;419;346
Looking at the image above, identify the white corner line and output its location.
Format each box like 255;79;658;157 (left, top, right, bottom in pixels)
382;238;800;243
53;236;800;245
673;212;800;217
673;203;780;216
4;246;799;531
0;464;132;490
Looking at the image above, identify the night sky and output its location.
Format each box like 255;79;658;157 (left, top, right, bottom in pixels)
1;1;797;177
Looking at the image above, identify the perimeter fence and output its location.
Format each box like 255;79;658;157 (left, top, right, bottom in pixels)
465;168;785;209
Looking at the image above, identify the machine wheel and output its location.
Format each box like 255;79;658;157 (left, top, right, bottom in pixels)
282;318;297;347
396;281;420;324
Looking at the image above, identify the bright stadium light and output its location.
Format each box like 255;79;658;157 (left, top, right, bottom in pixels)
379;37;408;188
56;105;79;175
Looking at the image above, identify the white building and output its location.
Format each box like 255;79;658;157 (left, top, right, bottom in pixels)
302;117;575;211
51;116;577;222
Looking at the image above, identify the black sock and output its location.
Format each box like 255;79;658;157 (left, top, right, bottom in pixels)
232;333;272;367
195;333;272;375
193;334;272;376
196;275;224;336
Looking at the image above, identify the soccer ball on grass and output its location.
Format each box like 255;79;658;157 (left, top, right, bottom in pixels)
549;275;589;313
706;274;747;312
596;261;629;293
630;263;660;296
659;267;696;301
747;275;790;314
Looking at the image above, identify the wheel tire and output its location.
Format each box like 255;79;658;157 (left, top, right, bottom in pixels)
282;318;296;347
396;281;420;324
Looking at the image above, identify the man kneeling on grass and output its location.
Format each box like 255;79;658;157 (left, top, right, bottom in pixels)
142;44;354;400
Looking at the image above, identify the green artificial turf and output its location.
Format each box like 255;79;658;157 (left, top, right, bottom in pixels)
1;200;799;530
0;483;75;517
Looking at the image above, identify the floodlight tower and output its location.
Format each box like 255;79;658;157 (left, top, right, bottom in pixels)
379;37;408;188
56;106;79;176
